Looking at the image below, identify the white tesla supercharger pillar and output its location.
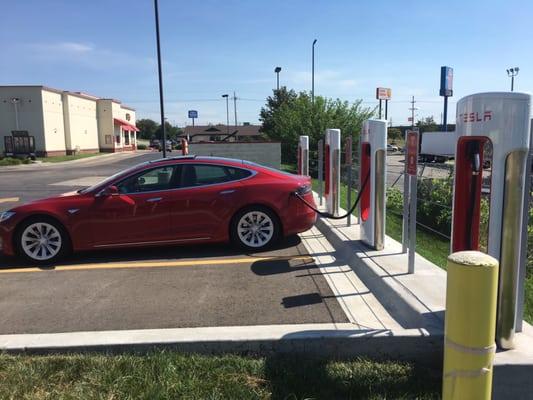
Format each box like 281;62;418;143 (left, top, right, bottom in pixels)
325;129;341;216
298;135;309;176
359;119;387;250
451;92;531;349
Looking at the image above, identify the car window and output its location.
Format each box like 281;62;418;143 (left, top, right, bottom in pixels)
180;164;252;187
117;166;177;194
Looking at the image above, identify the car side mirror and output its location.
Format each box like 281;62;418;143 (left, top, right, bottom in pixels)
100;185;120;197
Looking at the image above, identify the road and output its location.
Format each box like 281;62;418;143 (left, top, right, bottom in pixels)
0;152;161;212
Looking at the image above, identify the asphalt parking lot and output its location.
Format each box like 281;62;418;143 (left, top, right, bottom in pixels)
0;238;347;334
0;153;347;334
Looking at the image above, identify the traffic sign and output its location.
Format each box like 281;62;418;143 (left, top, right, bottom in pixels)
406;130;419;176
188;110;198;119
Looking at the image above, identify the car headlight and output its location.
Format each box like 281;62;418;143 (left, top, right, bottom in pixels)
0;211;16;223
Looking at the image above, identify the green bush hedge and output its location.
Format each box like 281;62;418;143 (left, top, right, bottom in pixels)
0;157;30;166
137;144;148;150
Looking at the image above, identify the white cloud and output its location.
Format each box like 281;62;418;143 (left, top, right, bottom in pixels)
31;41;94;54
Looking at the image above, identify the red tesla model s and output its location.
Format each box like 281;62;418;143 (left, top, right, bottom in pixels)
0;156;316;263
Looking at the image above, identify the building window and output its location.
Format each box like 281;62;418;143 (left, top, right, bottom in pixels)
116;135;121;144
125;113;131;121
125;132;130;145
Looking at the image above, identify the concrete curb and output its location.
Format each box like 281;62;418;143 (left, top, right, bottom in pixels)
0;323;442;362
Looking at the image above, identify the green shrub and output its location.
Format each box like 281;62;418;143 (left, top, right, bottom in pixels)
417;178;453;235
137;144;148;150
0;157;23;166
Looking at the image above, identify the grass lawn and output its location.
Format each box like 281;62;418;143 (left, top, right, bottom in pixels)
37;152;105;163
0;352;441;399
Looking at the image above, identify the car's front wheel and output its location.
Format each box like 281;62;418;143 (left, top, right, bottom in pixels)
231;206;280;251
15;218;69;264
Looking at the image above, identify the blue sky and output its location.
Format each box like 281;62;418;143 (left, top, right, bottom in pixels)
2;0;532;127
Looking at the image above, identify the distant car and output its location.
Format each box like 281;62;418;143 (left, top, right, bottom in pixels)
158;140;173;152
387;144;399;152
0;157;316;263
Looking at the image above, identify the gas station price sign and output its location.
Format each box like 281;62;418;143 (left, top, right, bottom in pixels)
406;130;419;176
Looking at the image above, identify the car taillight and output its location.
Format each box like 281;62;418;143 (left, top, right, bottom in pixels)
296;184;312;196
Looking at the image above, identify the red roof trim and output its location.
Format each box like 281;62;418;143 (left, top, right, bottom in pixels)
113;118;139;132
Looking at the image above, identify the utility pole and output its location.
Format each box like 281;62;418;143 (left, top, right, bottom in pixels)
409;96;417;129
153;0;166;158
232;91;238;128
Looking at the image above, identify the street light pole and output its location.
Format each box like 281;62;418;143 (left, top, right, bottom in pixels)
233;91;238;128
312;39;317;103
274;66;281;90
222;94;229;135
507;67;519;91
153;0;166;158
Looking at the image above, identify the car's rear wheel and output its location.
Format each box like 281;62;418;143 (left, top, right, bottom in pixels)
16;218;69;264
231;207;280;250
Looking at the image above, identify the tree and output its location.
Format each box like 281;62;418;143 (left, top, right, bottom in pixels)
155;121;183;141
136;119;159;140
388;127;402;143
260;89;374;163
416;116;439;132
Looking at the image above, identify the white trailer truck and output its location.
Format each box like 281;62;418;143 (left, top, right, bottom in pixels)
419;131;457;163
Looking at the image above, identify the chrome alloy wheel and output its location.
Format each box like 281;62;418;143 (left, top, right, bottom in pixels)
21;222;62;261
237;211;274;248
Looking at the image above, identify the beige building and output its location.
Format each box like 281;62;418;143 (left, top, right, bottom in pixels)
0;85;138;156
182;124;263;142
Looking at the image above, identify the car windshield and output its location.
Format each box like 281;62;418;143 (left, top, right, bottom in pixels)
78;162;149;194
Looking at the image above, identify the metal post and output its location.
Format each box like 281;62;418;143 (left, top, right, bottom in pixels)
12;99;20;130
385;100;388;120
276;72;280;90
408;174;417;274
318;139;323;206
511;75;514;92
233;91;237;127
346;136;353;226
443;96;448;132
378;100;382;119
225;96;229;135
153;0;166;158
516;126;532;333
402;133;409;254
312;39;317;103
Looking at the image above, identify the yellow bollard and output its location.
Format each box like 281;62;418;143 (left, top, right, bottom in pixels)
442;251;499;400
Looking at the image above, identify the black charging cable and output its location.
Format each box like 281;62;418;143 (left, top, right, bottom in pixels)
292;171;370;220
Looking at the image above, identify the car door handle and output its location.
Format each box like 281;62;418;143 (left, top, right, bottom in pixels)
219;190;236;195
146;197;163;203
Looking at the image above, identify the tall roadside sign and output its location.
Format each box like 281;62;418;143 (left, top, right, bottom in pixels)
439;66;453;132
188;110;198;127
376;87;392;120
